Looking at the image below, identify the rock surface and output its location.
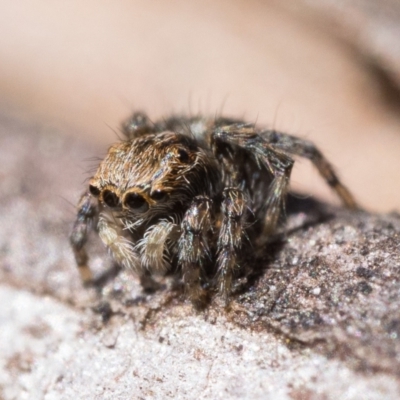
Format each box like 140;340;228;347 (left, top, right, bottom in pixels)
0;116;399;399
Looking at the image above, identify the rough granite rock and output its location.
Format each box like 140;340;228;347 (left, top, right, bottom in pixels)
0;115;399;399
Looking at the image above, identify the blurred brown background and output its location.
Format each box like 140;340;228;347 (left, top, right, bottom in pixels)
0;0;399;211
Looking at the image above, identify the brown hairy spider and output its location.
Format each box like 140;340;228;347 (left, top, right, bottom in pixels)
70;112;357;306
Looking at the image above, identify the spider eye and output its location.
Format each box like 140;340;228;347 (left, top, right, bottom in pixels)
102;190;120;208
177;149;189;163
151;189;167;201
124;192;149;212
89;184;100;197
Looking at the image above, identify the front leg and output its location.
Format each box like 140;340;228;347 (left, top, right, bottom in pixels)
70;192;98;284
178;196;213;306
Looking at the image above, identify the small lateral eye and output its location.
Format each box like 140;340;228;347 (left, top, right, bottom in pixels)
151;189;167;201
89;184;100;197
124;192;149;212
102;190;120;208
177;149;189;163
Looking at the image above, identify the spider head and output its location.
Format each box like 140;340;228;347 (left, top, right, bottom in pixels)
89;131;220;222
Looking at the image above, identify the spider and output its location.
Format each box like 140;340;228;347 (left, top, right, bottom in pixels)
70;112;357;306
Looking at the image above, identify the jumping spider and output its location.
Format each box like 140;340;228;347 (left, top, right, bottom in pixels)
70;112;357;306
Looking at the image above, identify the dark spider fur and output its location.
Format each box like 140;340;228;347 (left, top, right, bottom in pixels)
70;112;357;306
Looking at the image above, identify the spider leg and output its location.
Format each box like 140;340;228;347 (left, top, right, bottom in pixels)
70;192;98;284
178;196;213;305
212;125;294;236
261;129;358;209
121;111;156;139
216;187;247;302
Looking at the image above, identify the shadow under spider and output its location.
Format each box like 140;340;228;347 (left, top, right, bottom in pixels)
232;193;334;297
89;263;122;291
284;193;334;235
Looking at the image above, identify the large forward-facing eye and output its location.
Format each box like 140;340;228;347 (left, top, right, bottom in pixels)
102;189;120;208
177;148;189;163
124;192;149;213
89;184;100;196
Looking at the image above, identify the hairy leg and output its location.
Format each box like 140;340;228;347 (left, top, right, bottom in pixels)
216;187;248;302
178;196;213;305
70;192;98;284
212;124;294;236
261;129;358;208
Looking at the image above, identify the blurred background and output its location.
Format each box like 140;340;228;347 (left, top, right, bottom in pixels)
0;0;399;211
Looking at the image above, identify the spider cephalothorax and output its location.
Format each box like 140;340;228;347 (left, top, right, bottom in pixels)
70;112;357;306
89;131;221;225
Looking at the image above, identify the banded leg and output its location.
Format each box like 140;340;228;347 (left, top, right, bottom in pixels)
178;196;213;305
261;129;358;209
217;188;247;301
70;192;98;284
212;125;294;236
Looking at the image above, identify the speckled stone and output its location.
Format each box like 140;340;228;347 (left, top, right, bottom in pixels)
0;115;399;399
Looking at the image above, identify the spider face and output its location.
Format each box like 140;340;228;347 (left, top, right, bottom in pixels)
70;112;357;307
88;131;220;223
